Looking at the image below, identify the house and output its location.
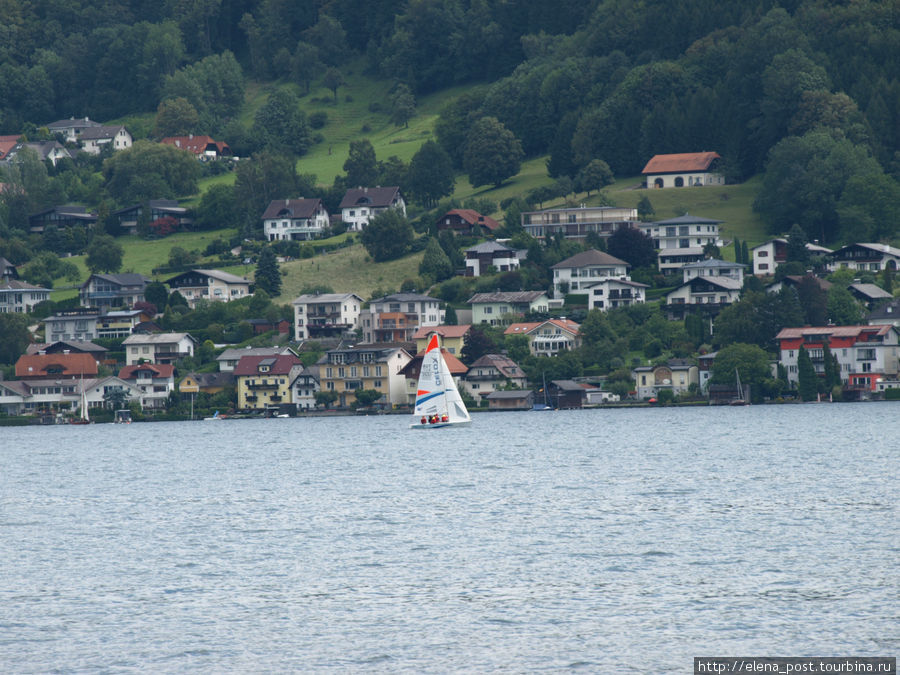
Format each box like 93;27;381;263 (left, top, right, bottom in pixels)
292;292;363;341
681;258;745;284
547;380;590;408
641;152;724;188
400;347;467;407
632;359;699;400
112;200;192;235
2;141;72;166
848;282;893;308
467;291;550;326
80;273;149;312
464;241;520;277
15;352;98;380
359;293;444;343
262;198;330;241
765;274;832;296
521;205;638;242
28;205;97;234
247;318;291;335
217;346;299;372
0;375;141;417
486;389;534;410
825;243;900;274
504;318;581;356
339;186;406;231
122;332;196;365
78;125;132;154
584;278;648;311
96;309;155;339
775;325;900;391
639;214;724;273
411;325;471;356
551;249;630;297
290;366;320;410
462;354;527;404
319;344;412;408
179;371;235;396
1;256;18;279
160;135;231;160
118;363;176;409
867;299;900;328
0;279;51;313
665;276;743;319
165;269;252;308
43;308;102;342
436;209;500;237
26;340;108;363
0;135;22;161
46;117;103;143
234;353;304;412
750;238;833;276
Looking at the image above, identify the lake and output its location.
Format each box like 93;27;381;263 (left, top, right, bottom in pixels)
1;404;897;673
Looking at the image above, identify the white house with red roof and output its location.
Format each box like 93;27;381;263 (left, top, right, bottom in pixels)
775;324;900;391
262;198;330;241
642;152;724;188
504;318;581;356
339;186;406;231
118;363;176;409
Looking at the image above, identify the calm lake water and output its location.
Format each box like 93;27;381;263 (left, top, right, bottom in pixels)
1;404;897;673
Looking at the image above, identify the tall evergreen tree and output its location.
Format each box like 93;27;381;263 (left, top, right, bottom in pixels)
254;247;282;297
797;345;818;401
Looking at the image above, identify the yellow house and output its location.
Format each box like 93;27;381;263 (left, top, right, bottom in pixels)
320;344;412;408
179;371;234;395
234;354;303;411
411;324;471;357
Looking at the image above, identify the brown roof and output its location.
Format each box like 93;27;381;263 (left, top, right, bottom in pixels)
233;353;302;376
15;352;98;378
118;363;176;379
410;324;472;340
339;186;401;209
552;249;629;269
440;209;500;232
262;198;324;220
642;152;722;174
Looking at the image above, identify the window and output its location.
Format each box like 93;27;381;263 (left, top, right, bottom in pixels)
759;251;769;257
760;263;769;270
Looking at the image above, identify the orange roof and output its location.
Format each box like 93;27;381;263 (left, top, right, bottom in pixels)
642;152;721;174
504;322;541;335
160;135;230;155
15;352;98;378
442;209;501;231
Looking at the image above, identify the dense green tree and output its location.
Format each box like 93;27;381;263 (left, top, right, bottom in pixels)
463;117;524;188
103;140;201;203
322;67;344;101
434;89;486;169
461;325;499;364
353;389;383;408
145;280;169;310
796;276;828;325
194;183;239;230
86;234;124;274
359;209;413;262
406;141;454;207
826;286;865;325
343;139;378;188
786;223;810;265
153;97;200;138
160;51;244;128
836;173;900;243
576;159;614;196
376;156;408;190
390;84;416;128
302;15;348;68
0;312;31;365
637;195;655;221
292;42;323;94
233;152;301;236
607;226;656;269
419;237;453;283
254;247;282;297
252;89;311;157
797;345;818;401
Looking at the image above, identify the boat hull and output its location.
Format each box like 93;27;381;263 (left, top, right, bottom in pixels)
409;420;472;429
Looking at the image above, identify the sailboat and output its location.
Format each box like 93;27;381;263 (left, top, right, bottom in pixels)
411;334;471;429
532;372;553;411
730;368;749;406
71;374;91;424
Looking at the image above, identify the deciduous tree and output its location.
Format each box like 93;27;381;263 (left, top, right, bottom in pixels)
463;117;524;188
86;234;124;274
359;209;413;262
406;141;454;207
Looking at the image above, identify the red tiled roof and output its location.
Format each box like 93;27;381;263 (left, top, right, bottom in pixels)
441;209;501;232
411;324;472;340
642;152;722;174
160;135;230;155
15;352;98;378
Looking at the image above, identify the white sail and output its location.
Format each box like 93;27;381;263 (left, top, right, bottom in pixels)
411;334;471;429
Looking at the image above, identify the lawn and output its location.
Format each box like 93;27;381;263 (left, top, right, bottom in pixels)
277;242;424;303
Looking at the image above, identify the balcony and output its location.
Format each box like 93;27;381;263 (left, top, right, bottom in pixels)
247;382;277;389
